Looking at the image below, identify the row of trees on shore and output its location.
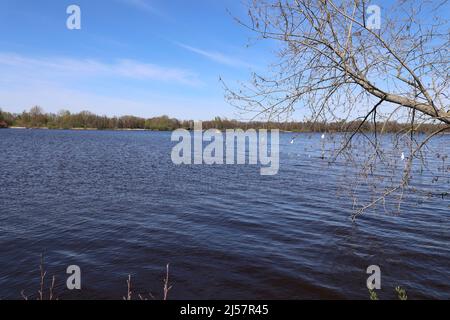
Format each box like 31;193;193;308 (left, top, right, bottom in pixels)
0;106;446;133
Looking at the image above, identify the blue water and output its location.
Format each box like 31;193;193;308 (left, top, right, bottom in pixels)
0;129;449;299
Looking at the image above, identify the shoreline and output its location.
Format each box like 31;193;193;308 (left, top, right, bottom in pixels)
3;126;299;132
5;126;151;132
1;127;445;135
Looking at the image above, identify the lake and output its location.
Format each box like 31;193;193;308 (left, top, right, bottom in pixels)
0;129;449;299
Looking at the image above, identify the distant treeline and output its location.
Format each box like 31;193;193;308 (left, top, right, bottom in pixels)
0;106;446;133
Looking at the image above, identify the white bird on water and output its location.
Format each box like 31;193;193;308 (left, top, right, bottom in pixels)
401;152;405;161
290;134;299;144
321;133;325;139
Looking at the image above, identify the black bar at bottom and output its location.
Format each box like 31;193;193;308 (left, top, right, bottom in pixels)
0;300;445;318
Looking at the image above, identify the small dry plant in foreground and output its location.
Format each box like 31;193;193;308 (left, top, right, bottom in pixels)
123;263;172;301
21;255;57;301
20;256;172;300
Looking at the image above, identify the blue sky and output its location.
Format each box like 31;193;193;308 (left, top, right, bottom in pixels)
0;0;272;119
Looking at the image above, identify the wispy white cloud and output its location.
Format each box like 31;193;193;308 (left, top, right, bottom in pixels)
0;79;230;119
116;0;163;16
177;43;252;68
0;52;201;86
0;52;236;119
